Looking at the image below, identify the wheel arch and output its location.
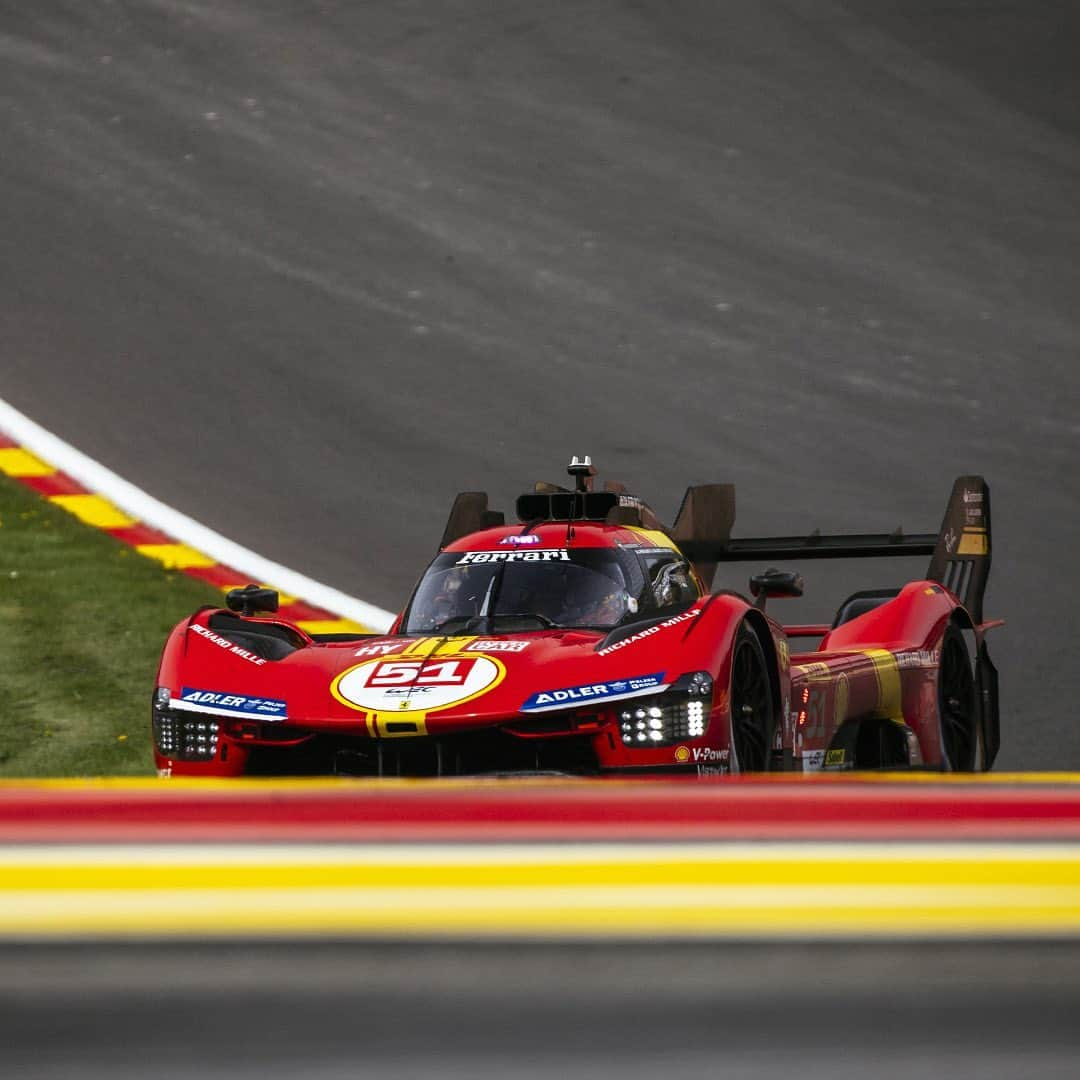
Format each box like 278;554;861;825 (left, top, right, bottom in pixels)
740;608;785;768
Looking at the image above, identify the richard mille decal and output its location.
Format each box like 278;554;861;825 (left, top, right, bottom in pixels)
596;609;699;656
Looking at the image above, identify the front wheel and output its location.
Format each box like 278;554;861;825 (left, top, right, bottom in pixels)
728;625;775;773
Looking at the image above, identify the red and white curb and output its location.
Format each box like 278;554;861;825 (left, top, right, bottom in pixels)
0;397;394;634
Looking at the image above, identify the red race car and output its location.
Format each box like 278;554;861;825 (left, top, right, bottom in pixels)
152;457;1000;777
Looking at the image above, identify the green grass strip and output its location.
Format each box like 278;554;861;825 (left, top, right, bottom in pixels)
0;472;220;776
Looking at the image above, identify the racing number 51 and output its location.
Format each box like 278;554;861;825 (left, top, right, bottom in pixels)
367;659;473;687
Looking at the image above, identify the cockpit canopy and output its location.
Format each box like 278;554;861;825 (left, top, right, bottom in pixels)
403;538;700;635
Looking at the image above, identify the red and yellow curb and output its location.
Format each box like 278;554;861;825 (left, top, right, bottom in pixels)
3;776;1080;939
1;841;1078;939
0;433;368;635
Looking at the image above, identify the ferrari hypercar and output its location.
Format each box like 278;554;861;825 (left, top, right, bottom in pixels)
152;458;1000;777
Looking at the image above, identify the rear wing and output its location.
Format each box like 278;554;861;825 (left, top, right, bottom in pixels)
675;475;991;622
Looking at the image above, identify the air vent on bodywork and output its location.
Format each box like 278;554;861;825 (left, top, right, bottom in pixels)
515;491;620;523
206;612;304;660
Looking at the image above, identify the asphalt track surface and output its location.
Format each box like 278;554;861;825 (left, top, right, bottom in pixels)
2;4;1080;1075
4;941;1080;1079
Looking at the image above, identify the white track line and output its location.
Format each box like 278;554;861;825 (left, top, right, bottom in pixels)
0;397;395;632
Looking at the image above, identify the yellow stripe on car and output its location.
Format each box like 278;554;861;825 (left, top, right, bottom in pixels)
861;648;903;720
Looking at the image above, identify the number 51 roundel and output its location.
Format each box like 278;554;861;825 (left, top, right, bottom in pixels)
332;655;506;714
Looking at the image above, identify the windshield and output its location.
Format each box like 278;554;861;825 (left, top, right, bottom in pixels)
404;548;637;633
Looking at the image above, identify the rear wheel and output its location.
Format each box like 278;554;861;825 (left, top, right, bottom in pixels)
728;626;775;773
938;624;978;771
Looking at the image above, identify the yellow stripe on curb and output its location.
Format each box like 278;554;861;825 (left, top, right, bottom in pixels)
1;843;1079;939
135;543;218;569
0;447;55;477
49;493;136;529
7;773;1080;793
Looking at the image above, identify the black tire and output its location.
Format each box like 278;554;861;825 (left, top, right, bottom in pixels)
938;624;978;771
728;625;776;773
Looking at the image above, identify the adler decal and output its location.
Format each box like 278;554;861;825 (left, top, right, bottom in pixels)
521;673;666;713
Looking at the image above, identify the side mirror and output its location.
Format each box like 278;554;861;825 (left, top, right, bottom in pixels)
226;584;280;616
749;568;804;610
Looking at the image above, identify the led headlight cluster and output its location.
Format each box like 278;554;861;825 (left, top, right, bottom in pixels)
152;689;219;761
619;672;712;747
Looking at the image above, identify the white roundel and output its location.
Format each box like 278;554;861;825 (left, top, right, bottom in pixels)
334;655;504;714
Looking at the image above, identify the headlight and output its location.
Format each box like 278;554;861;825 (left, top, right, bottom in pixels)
619;672;713;747
152;689;219;761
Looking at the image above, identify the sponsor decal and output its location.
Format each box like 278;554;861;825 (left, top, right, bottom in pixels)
962;490;983;505
964;507;983;525
944;528;958;554
354;641;406;658
521;672;665;712
690;746;727;763
696;765;726;778
333;655;505;715
674;745;691;763
896;649;940;669
190;622;267;666
957;530;988;556
457;550;569;565
466;639;529;653
825;748;846;767
499;534;542;545
176;688;287;720
597;609;699;656
801;749;825;772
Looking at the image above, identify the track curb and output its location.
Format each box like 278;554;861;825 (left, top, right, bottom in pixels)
0;398;394;633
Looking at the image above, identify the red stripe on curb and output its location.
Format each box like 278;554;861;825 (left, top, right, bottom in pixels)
107;523;178;547
181;564;254;589
3;779;1080;843
21;472;89;496
279;601;340;622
